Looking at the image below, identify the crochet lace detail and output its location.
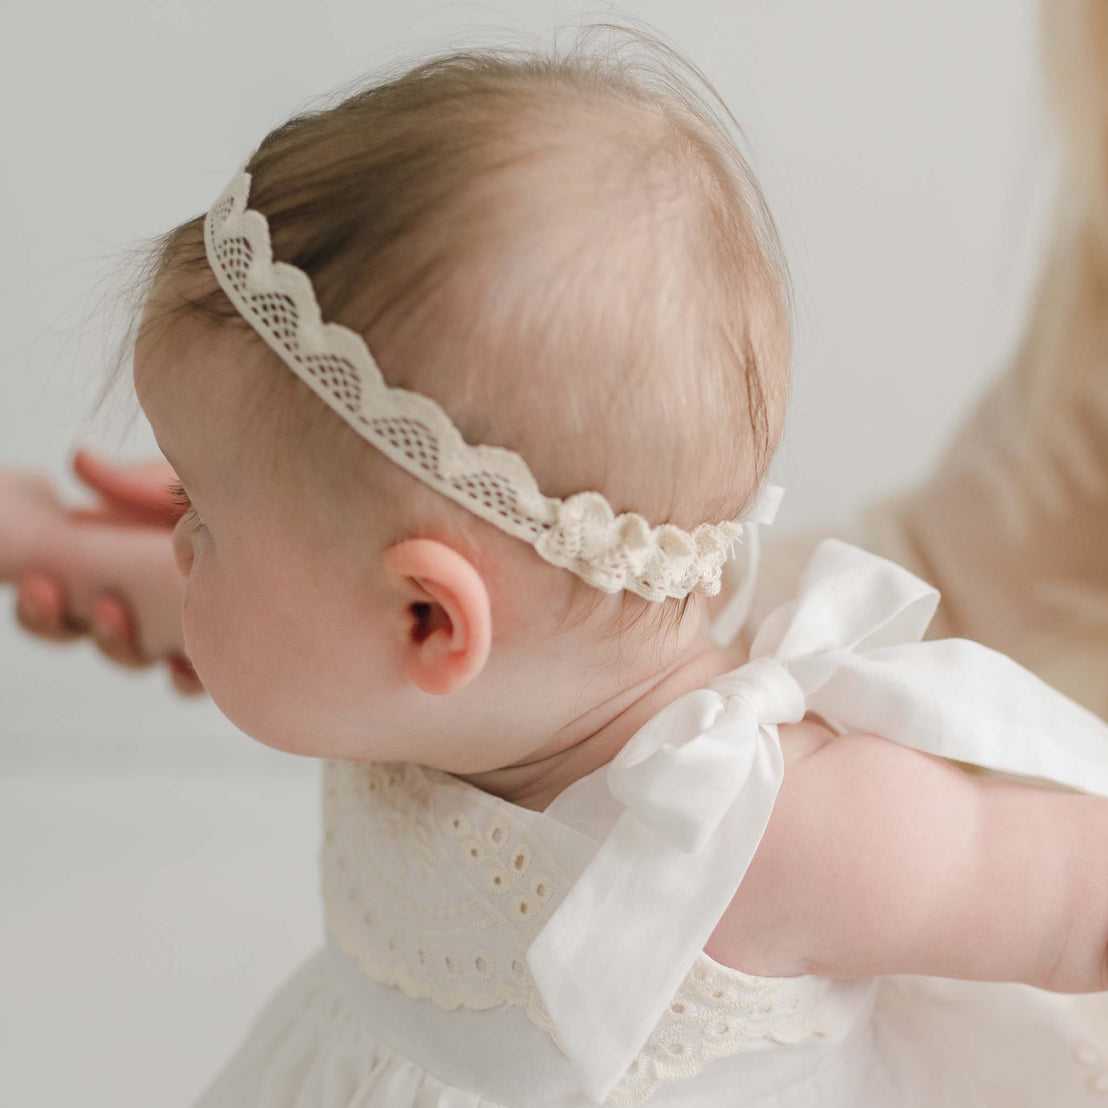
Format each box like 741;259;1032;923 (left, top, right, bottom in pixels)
321;759;826;1104
204;166;767;601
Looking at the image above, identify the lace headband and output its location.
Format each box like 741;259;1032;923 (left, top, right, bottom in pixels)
202;162;784;601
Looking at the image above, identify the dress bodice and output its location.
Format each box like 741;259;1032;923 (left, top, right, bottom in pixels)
319;757;876;1105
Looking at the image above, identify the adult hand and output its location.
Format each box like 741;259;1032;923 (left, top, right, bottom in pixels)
12;448;203;695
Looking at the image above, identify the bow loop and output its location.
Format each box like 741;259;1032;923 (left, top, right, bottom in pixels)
607;658;805;855
749;539;940;672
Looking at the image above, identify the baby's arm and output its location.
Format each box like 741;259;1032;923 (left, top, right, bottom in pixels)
706;730;1108;993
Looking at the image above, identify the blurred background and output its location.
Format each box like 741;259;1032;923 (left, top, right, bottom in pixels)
0;0;1054;1104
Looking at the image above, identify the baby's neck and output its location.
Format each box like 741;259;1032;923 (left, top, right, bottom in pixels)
453;628;751;812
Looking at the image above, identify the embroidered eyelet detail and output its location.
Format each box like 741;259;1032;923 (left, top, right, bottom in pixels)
461;838;486;864
485;865;510;893
321;758;828;1106
1074;1040;1108;1093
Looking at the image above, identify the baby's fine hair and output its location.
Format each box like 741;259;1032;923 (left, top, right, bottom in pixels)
116;21;793;642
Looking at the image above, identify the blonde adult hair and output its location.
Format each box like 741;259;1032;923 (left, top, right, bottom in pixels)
1023;1;1108;412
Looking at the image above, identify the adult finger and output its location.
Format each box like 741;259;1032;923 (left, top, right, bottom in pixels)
89;594;152;669
168;653;205;696
71;449;184;525
14;572;84;642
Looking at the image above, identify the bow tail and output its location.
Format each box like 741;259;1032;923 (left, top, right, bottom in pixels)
527;733;785;1104
808;639;1108;797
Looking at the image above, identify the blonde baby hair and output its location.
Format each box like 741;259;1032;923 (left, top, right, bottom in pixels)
105;21;793;643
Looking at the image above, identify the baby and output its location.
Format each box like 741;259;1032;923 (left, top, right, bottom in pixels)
7;28;1108;1108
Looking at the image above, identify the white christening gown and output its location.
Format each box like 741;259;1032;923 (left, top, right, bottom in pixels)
193;536;1108;1107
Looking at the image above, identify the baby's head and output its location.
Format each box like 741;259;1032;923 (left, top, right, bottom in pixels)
128;29;791;776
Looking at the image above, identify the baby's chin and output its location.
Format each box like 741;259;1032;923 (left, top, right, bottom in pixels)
178;659;312;757
214;708;362;762
197;683;411;763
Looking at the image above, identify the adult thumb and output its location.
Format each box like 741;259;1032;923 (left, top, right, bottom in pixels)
70;448;184;526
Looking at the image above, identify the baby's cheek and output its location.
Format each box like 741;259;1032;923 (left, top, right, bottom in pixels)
179;570;251;721
180;553;393;755
184;581;319;751
179;573;223;697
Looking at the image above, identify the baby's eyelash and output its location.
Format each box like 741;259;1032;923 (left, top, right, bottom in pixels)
165;477;204;530
165;478;191;512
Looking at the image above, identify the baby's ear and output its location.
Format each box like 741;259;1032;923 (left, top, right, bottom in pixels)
382;538;492;696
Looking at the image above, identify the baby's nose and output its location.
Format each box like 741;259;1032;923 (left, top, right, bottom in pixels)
171;519;195;576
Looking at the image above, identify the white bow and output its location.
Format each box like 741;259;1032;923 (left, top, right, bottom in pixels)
527;537;1108;1104
606;656;805;854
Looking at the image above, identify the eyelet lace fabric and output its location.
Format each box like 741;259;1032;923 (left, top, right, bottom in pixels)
203;167;780;602
1072;995;1108;1095
321;759;827;1104
322;759;567;1034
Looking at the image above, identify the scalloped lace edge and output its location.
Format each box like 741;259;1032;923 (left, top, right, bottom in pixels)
203;164;769;601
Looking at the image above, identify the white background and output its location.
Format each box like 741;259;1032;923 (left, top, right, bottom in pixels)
0;1;1055;1104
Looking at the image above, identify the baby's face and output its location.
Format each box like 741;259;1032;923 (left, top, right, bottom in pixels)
132;285;616;777
133;297;421;762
